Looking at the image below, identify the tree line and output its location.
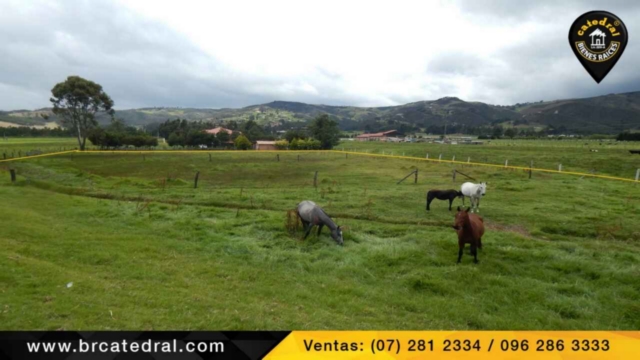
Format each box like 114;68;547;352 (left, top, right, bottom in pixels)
617;132;640;141
87;119;158;148
1;127;74;138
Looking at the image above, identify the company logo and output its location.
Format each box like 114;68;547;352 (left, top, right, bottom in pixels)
569;11;628;83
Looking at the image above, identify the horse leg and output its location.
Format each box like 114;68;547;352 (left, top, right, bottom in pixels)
457;243;463;263
476;197;480;213
299;219;309;235
471;243;478;264
426;197;431;211
317;224;324;236
303;224;313;239
448;198;453;211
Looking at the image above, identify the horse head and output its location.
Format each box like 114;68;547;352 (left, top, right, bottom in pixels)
479;182;487;196
452;207;471;230
331;225;344;245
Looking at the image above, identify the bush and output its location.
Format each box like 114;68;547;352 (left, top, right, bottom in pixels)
167;132;185;147
275;140;289;150
617;132;640;141
234;134;252;150
88;129;158;149
301;139;321;150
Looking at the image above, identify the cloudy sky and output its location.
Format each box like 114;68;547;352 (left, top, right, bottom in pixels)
1;0;639;110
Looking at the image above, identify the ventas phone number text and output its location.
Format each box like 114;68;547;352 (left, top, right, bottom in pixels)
369;338;610;354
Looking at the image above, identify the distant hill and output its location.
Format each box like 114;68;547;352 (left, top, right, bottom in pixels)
3;91;640;134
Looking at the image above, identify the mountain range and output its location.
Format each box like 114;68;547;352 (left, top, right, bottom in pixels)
2;91;640;134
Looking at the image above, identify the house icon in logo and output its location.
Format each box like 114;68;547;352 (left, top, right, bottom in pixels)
589;28;606;49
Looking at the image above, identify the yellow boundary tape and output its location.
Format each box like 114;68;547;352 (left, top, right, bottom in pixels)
335;150;639;183
1;149;637;184
0;150;78;163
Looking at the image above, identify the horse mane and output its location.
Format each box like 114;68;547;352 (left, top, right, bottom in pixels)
316;207;338;229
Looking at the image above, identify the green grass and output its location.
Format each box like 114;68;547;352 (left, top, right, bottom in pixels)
0;137;79;158
1;149;640;330
340;139;640;179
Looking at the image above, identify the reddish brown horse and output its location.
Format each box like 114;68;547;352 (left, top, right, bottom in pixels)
452;206;485;264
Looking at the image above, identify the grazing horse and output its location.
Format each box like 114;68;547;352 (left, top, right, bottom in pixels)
461;182;487;213
296;200;343;245
452;206;485;264
426;189;463;211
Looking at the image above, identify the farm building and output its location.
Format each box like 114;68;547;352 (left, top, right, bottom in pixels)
355;130;397;142
204;127;237;136
255;141;277;150
203;127;238;146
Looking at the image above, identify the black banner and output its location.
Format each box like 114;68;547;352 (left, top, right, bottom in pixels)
0;331;291;360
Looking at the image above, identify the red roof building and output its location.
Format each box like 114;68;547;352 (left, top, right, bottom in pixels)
355;130;397;141
204;127;236;136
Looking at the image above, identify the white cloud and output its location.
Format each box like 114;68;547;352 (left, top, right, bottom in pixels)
0;0;639;110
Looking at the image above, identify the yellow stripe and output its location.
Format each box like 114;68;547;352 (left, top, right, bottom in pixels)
336;150;639;183
1;149;637;183
0;150;78;163
266;330;640;359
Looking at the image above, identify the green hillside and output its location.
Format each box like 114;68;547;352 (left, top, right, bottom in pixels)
3;91;640;134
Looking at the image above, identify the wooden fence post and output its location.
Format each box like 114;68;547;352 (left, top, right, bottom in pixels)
635;168;640;182
505;159;508;168
209;153;212;162
194;171;200;189
453;169;456;182
276;154;280;162
438;154;442;162
452;155;455;162
558;164;562;172
9;169;16;182
467;157;470;164
403;152;405;157
397;169;417;185
426;153;429;159
314;171;318;188
529;160;533;179
414;169;418;184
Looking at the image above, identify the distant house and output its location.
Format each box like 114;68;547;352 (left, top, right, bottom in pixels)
203;127;238;146
204;127;237;136
355;130;397;142
255;141;276;151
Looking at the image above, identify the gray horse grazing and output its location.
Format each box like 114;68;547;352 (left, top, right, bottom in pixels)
296;201;343;245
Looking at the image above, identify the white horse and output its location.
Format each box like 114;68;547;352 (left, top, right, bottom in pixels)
461;182;487;213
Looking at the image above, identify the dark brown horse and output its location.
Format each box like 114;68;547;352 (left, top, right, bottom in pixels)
426;189;463;211
452;206;485;264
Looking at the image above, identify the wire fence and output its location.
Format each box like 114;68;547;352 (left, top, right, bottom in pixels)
1;148;639;184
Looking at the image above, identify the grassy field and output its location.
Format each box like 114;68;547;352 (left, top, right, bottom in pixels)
341;139;640;179
0;137;79;157
1;146;639;331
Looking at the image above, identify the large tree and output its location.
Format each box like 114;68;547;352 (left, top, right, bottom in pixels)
50;76;114;150
308;114;341;149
